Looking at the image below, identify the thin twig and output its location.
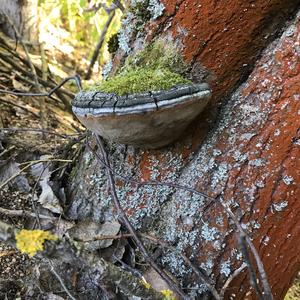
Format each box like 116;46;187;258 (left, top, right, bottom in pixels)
0;51;73;110
113;0;125;12
2;11;51;131
0;146;16;158
48;260;77;300
1;13;74;114
95;134;190;300
0;97;40;117
85;1;124;13
221;202;273;300
18;158;73;166
220;263;247;299
246;237;273;299
0;75;82;98
85;10;116;79
237;233;263;299
0;206;53;220
140;233;221;300
74;233;132;242
0;127;82;140
2;12;40;89
40;42;49;136
0;158;73;190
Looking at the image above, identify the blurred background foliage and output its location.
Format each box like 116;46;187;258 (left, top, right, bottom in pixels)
37;0;122;80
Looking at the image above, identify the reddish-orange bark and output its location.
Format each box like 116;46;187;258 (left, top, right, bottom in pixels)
69;2;300;299
161;0;297;96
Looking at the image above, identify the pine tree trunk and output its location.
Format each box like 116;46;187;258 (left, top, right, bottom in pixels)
68;1;300;299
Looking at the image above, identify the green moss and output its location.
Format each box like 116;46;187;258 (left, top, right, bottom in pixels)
94;68;191;95
90;39;191;95
122;40;189;77
285;275;300;300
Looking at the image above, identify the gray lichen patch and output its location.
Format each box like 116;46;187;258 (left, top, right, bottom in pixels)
67;140;185;228
147;15;300;290
115;0;165;54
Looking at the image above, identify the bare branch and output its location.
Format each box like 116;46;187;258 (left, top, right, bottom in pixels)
0;127;83;140
84;1;124;13
0;97;40;117
221;201;273;300
0;75;82;98
85;10;116;79
1;11;40;89
48;260;77;300
246;237;273;300
0;158;73;191
237;233;264;299
220;263;247;298
94;134;190;300
140;233;221;300
0;206;53;220
0;146;16;158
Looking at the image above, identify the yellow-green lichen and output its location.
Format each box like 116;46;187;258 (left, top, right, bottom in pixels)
285;275;300;300
160;289;176;300
93;39;191;95
140;278;151;289
16;229;58;257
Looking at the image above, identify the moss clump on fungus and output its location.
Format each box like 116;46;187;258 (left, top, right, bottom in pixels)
93;40;191;96
122;40;189;76
97;68;191;95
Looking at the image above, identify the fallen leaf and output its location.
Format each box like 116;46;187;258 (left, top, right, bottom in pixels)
68;220;121;251
31;156;63;214
0;159;30;192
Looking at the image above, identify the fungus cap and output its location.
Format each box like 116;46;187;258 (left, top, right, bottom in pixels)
72;83;211;148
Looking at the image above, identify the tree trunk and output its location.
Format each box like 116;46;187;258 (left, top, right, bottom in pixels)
0;0;39;44
0;0;22;38
68;1;300;299
21;0;39;44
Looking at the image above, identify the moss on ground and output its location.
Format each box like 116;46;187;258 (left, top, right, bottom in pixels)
91;39;191;95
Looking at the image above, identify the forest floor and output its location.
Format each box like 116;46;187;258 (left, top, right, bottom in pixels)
0;32;87;297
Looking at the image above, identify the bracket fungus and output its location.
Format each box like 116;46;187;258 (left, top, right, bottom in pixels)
72;83;211;148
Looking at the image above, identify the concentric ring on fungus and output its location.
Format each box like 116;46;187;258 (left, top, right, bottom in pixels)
72;83;211;149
